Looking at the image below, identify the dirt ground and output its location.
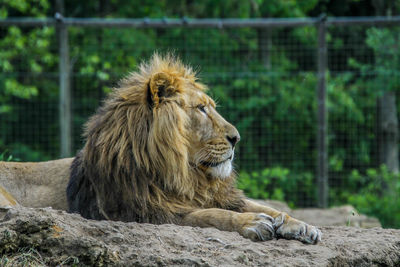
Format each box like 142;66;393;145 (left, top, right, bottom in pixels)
0;206;398;266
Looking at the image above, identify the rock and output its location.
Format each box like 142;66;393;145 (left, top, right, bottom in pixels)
0;206;398;266
253;199;381;228
292;205;381;228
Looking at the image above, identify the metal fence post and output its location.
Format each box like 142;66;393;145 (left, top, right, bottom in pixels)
56;0;72;158
317;14;328;208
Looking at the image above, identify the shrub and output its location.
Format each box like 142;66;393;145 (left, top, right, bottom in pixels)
238;167;316;208
344;166;400;228
0;150;17;162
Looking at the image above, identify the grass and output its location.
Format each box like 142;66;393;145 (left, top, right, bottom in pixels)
0;248;46;267
0;248;80;267
0;150;17;162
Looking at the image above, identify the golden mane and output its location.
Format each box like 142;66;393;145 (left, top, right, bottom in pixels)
67;54;243;223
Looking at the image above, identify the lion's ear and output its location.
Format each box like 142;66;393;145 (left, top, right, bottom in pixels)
148;72;179;108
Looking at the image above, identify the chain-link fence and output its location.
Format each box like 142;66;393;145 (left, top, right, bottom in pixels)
1;16;399;209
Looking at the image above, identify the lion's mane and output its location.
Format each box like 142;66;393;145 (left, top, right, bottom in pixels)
67;54;244;223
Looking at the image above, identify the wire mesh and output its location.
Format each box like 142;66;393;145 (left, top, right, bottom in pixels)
0;20;399;208
327;25;400;206
0;25;59;161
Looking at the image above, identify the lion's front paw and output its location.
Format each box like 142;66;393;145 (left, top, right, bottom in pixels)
240;213;275;242
274;213;321;244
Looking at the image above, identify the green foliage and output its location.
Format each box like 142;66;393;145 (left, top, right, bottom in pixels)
238;167;315;208
0;0;54;108
349;27;400;95
337;166;400;228
326;27;400;229
365;27;400;93
5;144;50;162
0;150;16;162
328;73;378;171
0;0;57;161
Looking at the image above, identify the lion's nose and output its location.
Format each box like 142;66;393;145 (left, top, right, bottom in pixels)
227;134;240;148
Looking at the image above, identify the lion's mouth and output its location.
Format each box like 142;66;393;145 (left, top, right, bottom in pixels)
200;155;233;167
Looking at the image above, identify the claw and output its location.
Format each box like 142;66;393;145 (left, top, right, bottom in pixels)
304;227;322;244
253;227;264;241
310;230;316;241
317;229;322;242
257;213;274;222
273;213;285;229
246;227;264;241
299;225;305;235
259;221;275;236
241;213;277;241
275;217;322;244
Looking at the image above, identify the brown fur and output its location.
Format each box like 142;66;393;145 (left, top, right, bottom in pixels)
0;158;73;210
65;53;321;243
67;54;245;223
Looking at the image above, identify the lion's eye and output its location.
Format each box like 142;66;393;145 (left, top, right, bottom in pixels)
197;104;207;114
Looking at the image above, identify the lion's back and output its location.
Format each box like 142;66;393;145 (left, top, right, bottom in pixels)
67;152;105;219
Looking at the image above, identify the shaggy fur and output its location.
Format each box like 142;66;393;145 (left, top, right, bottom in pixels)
67;54;245;223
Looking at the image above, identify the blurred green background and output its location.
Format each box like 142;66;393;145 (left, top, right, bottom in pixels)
0;0;399;228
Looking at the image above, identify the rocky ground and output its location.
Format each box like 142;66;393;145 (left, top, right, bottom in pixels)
0;206;399;266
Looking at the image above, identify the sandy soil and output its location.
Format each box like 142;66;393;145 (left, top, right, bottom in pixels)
0;206;398;266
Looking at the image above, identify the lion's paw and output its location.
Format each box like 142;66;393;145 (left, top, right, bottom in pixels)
240;213;275;242
274;213;321;244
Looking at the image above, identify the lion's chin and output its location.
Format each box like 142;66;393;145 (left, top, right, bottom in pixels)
209;160;232;179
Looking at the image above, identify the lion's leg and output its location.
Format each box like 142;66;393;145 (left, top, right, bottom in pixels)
182;208;275;241
0;185;18;219
242;199;321;244
0;185;18;207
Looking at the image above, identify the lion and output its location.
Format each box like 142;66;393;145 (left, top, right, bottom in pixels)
0;158;72;210
66;53;321;244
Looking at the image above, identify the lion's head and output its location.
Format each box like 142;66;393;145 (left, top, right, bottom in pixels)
68;54;242;222
120;53;240;179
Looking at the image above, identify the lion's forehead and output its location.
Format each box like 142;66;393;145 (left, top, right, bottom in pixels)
186;89;215;108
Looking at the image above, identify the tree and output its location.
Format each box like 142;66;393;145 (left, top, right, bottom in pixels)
372;0;399;173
